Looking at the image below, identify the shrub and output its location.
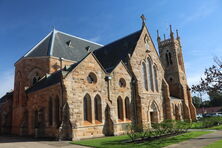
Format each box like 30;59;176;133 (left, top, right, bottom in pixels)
127;120;190;142
191;116;222;128
126;124;141;142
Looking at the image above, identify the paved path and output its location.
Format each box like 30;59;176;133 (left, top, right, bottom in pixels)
165;130;222;148
0;136;90;148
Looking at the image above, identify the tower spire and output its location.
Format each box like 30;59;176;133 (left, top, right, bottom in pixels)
157;30;161;43
176;29;180;39
140;14;146;27
170;25;174;39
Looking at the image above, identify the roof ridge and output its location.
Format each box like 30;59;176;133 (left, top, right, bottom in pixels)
56;30;104;47
49;29;57;56
96;29;142;50
24;31;53;57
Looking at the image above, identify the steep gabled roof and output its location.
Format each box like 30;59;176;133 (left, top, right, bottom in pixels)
26;52;96;93
93;29;142;72
26;70;63;93
24;29;103;62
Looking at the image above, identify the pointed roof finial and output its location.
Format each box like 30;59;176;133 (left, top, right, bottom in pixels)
157;30;160;38
140;14;146;26
170;24;174;39
170;25;173;33
176;29;180;39
157;30;161;42
52;25;56;31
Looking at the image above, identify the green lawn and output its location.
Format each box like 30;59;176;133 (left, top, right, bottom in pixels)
71;131;212;148
204;139;222;148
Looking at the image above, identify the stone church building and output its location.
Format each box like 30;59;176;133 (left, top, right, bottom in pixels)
0;18;196;140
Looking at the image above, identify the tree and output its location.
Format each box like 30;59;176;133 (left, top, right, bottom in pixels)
192;57;222;108
192;57;222;93
208;91;222;107
192;96;202;108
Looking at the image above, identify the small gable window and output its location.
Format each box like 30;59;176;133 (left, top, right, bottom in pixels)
119;78;126;88
85;46;91;52
66;40;72;47
144;35;150;52
32;72;40;85
87;72;97;84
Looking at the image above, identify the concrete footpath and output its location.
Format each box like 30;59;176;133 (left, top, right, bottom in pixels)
0;136;90;148
165;130;222;148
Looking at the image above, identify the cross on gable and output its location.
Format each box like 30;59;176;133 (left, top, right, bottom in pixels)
140;14;146;23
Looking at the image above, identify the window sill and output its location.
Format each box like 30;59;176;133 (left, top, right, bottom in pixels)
118;119;124;122
83;121;92;125
95;120;102;124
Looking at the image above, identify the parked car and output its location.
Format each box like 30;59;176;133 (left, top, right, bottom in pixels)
203;112;222;117
196;114;203;119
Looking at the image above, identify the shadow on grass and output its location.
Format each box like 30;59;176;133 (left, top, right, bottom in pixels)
73;131;212;148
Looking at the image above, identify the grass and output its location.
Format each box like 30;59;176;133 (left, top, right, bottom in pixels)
71;131;212;148
207;124;222;130
204;139;222;148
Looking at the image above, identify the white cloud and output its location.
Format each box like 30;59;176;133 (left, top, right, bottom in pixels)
187;70;206;86
0;69;14;98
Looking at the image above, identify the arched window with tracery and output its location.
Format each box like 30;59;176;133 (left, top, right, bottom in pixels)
142;62;148;90
54;96;60;127
153;65;159;92
83;94;92;123
125;97;131;120
169;52;173;64
166;51;173;66
147;58;154;91
117;97;124;121
48;97;53;126
94;95;102;123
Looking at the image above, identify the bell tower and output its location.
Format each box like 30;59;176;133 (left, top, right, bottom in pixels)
158;25;196;121
158;25;187;99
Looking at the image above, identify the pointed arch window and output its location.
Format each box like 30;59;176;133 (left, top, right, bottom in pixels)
34;110;39;128
54;96;60;127
125;97;131;120
83;94;92;123
94;95;102;123
147;58;154;91
169;52;173;64
142;62;148;90
48;97;53;126
166;51;173;66
117;97;124;121
153;65;159;92
165;53;170;66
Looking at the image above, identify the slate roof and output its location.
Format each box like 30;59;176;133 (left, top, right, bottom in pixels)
25;29;142;93
93;30;142;72
24;30;103;62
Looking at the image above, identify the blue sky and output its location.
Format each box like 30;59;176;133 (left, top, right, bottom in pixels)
0;0;222;97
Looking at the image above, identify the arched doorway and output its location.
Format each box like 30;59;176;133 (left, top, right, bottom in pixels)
149;101;159;125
